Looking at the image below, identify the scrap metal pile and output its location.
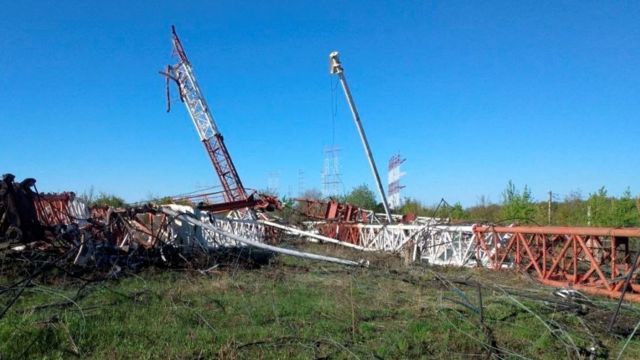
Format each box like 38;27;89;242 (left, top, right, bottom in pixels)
0;173;361;279
0;173;206;272
0;27;362;278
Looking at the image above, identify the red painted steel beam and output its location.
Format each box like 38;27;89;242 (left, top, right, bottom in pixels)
473;225;640;238
198;197;259;213
34;193;76;226
472;224;640;302
295;198;369;223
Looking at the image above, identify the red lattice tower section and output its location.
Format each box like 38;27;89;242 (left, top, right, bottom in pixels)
163;26;248;205
474;225;640;301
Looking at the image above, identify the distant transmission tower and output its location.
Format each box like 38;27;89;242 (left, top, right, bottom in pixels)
297;169;305;196
388;154;406;209
322;146;343;198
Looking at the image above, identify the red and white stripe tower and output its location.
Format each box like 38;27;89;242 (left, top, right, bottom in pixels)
387;155;406;209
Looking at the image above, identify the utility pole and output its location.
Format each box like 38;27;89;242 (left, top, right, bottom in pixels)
329;51;393;223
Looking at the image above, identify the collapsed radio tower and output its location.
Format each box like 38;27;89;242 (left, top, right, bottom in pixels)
162;26;247;204
387;154;406;209
161;26;280;215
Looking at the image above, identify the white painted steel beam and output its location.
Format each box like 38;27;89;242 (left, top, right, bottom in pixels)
162;207;363;267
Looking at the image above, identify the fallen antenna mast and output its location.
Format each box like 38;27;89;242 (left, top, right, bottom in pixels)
161;26;282;216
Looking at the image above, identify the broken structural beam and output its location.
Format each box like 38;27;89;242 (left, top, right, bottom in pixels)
161;208;365;267
259;219;374;251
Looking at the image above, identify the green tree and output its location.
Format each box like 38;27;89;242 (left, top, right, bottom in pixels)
92;192;126;208
466;195;500;222
553;191;587;226
399;198;427;216
374;202;386;214
450;202;467;220
275;196;305;224
586;187;611;226
343;184;377;210
610;189;640;227
500;181;537;224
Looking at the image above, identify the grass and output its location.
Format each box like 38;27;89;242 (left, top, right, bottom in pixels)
1;241;640;359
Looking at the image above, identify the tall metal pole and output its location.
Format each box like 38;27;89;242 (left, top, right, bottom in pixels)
329;51;393;223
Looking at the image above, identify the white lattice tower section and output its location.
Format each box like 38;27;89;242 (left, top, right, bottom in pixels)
298;221;489;267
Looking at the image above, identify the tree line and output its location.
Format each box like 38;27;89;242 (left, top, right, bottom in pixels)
325;182;640;227
80;181;640;228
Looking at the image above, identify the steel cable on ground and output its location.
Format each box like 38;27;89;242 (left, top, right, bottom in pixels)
617;317;640;360
0;245;80;320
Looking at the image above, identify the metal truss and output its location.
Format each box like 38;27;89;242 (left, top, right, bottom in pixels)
474;225;640;301
35;193;90;227
356;224;424;251
308;222;481;267
418;225;483;266
165;26;247;204
161;205;264;249
162;207;362;266
304;220;640;301
208;216;265;246
297;198;445;225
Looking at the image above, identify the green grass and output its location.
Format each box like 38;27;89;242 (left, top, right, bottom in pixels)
1;242;640;359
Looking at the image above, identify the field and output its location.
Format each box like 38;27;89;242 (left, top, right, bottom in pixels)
1;240;639;359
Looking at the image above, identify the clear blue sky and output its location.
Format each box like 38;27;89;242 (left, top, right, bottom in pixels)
2;1;639;206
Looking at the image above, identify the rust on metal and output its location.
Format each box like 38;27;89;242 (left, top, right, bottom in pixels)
473;225;640;301
296;198;368;223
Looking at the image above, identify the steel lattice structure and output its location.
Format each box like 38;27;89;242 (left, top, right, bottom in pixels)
298;219;640;301
387;155;406;209
474;225;640;301
34;193;90;227
164;26;247;204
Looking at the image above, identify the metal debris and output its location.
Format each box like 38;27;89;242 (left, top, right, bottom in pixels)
162;207;365;267
1;175;362;272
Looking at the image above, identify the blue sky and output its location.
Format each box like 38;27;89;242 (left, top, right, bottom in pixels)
1;1;639;206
